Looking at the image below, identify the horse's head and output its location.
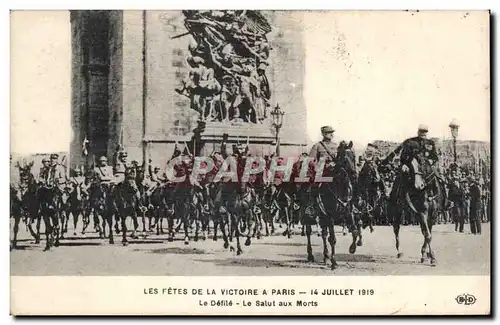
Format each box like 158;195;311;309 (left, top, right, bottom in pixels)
16;160;34;184
125;166;137;180
336;141;357;176
360;159;380;184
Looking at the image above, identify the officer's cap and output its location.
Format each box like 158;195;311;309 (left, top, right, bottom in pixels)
321;126;335;134
50;154;59;159
99;156;108;162
418;124;429;132
41;158;49;163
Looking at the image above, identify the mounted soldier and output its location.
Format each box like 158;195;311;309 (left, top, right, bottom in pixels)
381;124;439;202
113;151;142;204
309;125;338;167
382;124;447;265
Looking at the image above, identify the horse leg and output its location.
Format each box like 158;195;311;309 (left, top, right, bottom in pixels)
321;225;329;264
393;221;403;258
121;215;128;246
167;215;175;242
213;218;219;241
220;215;230;250
107;212;114;244
428;223;436;266
53;212;61;247
328;224;338;270
235;219;243;255
11;215;21;250
419;219;429;263
306;224;314;262
264;211;270;236
131;213;139;239
356;222;363;247
285;209;292;239
183;209;190;245
43;213;52;251
72;209;79;236
35;215;41;244
244;210;253;246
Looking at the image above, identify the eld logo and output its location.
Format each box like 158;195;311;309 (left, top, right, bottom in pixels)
455;294;477;306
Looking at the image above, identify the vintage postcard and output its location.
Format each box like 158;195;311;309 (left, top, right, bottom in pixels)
9;9;490;315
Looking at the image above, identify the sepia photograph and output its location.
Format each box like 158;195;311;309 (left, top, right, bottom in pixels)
9;8;491;315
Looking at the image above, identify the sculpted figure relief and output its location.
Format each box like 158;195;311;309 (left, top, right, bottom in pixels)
175;10;273;124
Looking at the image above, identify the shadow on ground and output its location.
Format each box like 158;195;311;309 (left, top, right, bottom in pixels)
134;247;208;255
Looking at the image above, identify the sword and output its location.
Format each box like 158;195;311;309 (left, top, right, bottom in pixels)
171;31;190;40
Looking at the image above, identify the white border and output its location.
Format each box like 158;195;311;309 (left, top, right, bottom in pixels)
3;0;498;323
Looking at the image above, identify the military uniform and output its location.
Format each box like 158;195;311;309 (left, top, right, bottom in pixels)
382;125;439;203
94;165;114;183
309;140;338;163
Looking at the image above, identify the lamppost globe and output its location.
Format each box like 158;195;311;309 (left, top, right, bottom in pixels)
449;118;459;165
270;104;285;156
271;104;285;129
449;119;460;139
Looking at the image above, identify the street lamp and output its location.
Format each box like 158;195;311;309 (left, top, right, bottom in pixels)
270;104;285;156
449;118;460;164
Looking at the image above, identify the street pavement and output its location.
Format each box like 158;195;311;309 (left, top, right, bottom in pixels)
10;220;490;276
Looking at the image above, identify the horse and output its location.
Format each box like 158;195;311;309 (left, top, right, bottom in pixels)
358;159;385;232
305;141;360;270
37;179;64;251
89;173;116;245
113;166;142;245
11;161;40;249
67;174;92;236
387;154;447;266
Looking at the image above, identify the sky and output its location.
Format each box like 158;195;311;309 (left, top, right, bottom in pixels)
10;10;490;155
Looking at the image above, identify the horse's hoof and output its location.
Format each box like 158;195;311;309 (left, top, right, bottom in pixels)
430;259;437;266
43;247;50;252
245;238;251;246
301;232;305;237
122;241;128;246
109;240;114;245
357;241;363;247
349;244;356;254
73;232;77;236
237;250;242;256
168;237;174;242
343;232;347;236
370;228;374;233
229;246;234;252
257;234;261;240
331;262;339;270
397;253;403;258
307;255;314;263
282;230;287;236
54;241;60;247
213;236;218;241
420;257;425;263
184;239;189;245
35;239;40;244
224;242;229;249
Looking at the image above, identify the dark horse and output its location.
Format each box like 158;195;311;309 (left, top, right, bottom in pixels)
11;162;40;249
37;181;64;251
114;166;142;245
89;173;115;245
305;141;360;270
358;159;385;232
387;155;447;266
